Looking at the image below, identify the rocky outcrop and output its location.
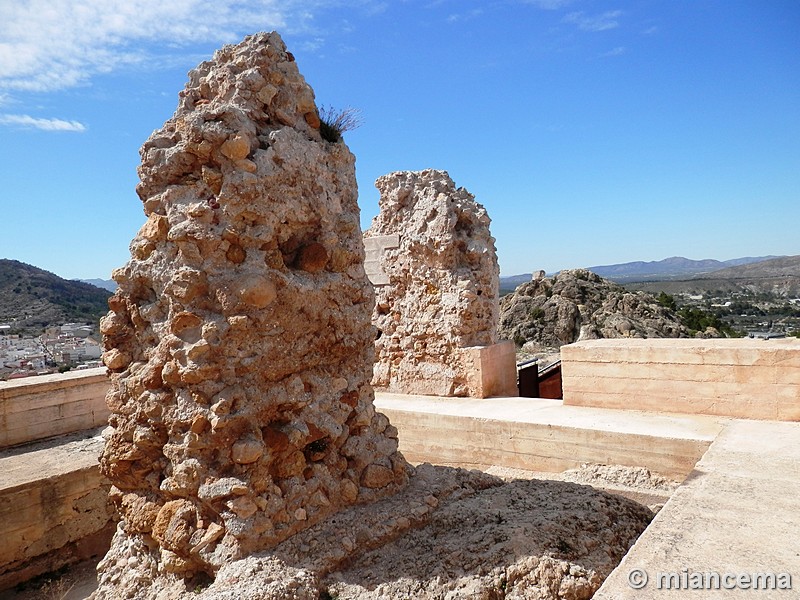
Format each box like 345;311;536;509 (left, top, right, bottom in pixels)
95;32;408;597
499;269;688;353
365;169;505;397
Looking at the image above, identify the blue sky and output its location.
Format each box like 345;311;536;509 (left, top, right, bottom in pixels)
1;0;798;280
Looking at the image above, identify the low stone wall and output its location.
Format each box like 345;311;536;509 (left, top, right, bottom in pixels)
0;431;115;592
375;394;720;481
0;368;110;449
562;338;800;421
0;370;114;592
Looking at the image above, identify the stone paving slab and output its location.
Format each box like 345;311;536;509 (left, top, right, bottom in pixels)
594;419;800;599
375;394;726;480
375;393;726;441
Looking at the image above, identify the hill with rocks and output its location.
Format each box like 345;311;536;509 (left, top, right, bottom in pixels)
0;259;111;333
499;269;688;353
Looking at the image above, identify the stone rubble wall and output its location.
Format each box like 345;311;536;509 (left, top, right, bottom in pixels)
96;31;408;595
365;169;505;397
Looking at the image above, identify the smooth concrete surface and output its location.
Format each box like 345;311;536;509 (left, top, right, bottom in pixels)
595;419;800;599
0;429;114;591
562;339;800;421
0;368;109;449
375;393;725;480
462;340;520;398
363;234;400;286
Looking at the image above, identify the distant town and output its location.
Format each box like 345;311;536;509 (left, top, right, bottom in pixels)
0;322;102;380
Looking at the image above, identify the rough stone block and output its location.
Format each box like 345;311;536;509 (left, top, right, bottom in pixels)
366;169;507;397
94;32;409;595
462;341;519;398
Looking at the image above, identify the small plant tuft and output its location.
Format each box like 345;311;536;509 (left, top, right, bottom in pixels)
555;537;574;554
529;307;545;320
318;106;362;143
39;576;75;600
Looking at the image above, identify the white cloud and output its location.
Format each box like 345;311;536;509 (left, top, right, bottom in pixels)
521;0;574;9
0;114;87;132
447;9;484;23
563;10;623;32
0;0;357;93
601;46;626;57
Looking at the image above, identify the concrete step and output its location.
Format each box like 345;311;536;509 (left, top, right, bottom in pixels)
375;393;727;481
0;429;113;593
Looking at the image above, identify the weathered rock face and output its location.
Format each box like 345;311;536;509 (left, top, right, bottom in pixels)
499;269;688;353
365;169;502;397
96;31;408;594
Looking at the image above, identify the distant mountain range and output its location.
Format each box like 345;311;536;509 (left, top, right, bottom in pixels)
501;255;784;291
0;259;112;333
586;256;781;281
626;255;800;298
690;255;799;280
80;278;117;292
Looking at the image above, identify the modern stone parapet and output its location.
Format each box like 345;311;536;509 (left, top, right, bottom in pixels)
595;419;800;599
562;339;800;421
0;370;114;592
0;367;110;449
375;393;722;481
0;431;114;592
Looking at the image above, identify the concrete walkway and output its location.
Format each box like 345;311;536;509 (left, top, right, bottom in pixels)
594;419;800;598
375;393;726;480
375;394;800;598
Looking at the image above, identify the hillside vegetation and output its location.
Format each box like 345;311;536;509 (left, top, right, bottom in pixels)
0;259;111;334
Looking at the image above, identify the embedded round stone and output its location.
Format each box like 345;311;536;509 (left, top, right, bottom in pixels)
236;275;277;308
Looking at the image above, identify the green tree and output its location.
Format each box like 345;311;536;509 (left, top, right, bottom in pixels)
656;292;677;311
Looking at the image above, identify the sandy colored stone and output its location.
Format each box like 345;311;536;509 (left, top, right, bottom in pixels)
101;348;130;371
234;274;276;308
97;465;651;599
219;134;250;161
138;214;169;241
95;31;408;598
365;169;503;397
230;436;264;465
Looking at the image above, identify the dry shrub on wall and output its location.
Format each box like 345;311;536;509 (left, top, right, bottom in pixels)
318;106;362;142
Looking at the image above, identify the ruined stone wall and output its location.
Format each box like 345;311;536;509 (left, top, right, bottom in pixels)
366;169;504;397
97;32;408;591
